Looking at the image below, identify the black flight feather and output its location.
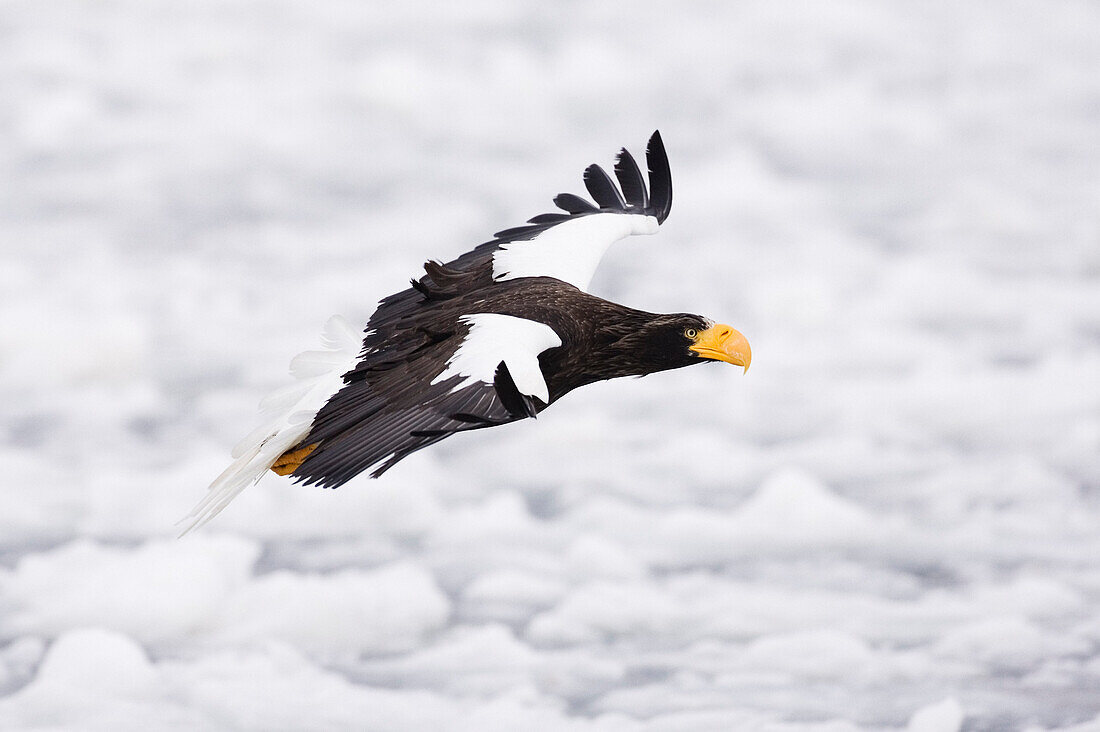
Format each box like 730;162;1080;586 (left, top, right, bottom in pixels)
526;213;570;225
645;130;672;224
494;361;540;419
613;149;648;209
583;164;626;209
553;193;598;214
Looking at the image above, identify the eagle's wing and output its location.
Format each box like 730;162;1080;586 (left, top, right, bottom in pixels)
473;129;672;291
181;311;563;533
293;313;562;487
375;130;670;323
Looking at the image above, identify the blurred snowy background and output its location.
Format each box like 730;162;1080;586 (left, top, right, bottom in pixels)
2;1;1100;730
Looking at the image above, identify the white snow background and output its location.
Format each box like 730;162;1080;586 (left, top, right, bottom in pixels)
2;1;1100;730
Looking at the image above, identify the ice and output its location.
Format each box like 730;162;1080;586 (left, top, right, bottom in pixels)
164;643;462;732
1;537;259;647
461;569;567;625
563;535;646;583
906;698;963;732
737;630;875;680
0;629;210;731
349;624;541;695
933;616;1090;673
32;629;157;697
1031;715;1100;732
211;561;451;658
527;581;684;647
0;637;45;697
4;0;1100;728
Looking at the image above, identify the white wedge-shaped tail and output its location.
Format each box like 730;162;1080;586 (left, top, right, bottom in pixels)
178;315;361;535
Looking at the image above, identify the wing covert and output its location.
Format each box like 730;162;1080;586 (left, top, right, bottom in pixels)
291;312;561;486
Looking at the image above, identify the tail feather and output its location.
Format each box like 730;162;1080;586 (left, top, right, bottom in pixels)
178;315;362;536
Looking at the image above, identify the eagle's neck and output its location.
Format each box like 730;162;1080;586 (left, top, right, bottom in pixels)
543;308;687;402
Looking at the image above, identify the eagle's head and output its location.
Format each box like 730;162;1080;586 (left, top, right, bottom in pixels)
619;314;751;374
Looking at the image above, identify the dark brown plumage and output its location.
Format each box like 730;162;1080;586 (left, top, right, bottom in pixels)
293;277;715;486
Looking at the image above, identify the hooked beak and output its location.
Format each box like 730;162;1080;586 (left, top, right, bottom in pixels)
689;323;751;373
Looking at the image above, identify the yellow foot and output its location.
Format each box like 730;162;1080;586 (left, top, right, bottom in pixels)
271;443;319;476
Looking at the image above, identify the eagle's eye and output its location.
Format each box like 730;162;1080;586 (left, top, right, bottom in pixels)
684;328;697;339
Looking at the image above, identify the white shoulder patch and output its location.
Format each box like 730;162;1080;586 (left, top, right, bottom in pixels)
492;212;659;291
431;313;561;403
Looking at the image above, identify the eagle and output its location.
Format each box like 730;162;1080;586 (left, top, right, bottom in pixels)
181;131;750;533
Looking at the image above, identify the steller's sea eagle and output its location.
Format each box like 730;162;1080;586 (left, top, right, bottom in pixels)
181;131;750;533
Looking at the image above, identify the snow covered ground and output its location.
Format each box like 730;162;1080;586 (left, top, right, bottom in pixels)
3;1;1100;729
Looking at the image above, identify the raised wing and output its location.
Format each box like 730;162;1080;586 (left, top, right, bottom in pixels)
486;130;672;290
462;129;670;291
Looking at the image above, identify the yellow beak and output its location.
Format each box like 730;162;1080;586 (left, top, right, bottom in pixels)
689;323;751;373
